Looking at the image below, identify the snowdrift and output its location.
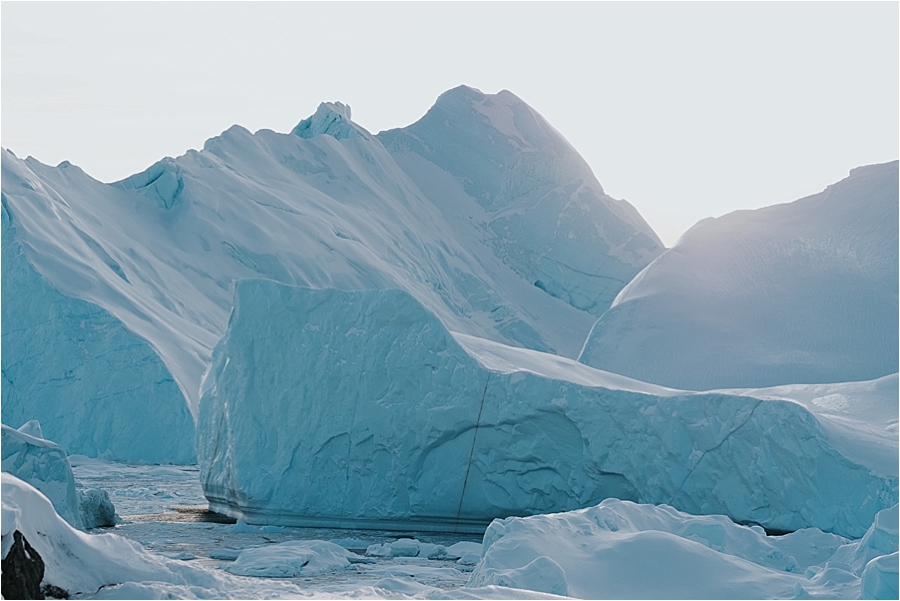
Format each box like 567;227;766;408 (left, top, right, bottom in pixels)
1;203;196;463
467;498;899;599
579;161;899;390
197;281;897;538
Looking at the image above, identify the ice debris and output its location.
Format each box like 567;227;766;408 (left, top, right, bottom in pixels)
222;540;357;578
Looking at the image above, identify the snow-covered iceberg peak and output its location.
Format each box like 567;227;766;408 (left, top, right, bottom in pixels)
292;101;368;140
197;280;897;538
379;85;664;316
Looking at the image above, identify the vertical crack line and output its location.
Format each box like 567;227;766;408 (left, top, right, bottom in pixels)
340;388;362;519
456;373;492;528
667;399;764;506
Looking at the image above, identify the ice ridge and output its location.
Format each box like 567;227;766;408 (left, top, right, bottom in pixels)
292;101;368;140
112;158;184;209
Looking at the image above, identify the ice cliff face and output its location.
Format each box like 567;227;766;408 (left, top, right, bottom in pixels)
1;89;645;460
579;161;899;389
197;281;896;538
1;201;196;463
379;85;664;316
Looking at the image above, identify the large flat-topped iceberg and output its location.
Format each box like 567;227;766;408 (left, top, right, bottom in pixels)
197;281;897;538
579;161;899;390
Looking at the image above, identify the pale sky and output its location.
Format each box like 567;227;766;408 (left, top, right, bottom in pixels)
3;2;897;247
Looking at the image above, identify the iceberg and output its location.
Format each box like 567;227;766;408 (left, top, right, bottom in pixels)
197;281;897;538
2;424;83;530
1;87;656;461
579;161;899;390
2;423;121;531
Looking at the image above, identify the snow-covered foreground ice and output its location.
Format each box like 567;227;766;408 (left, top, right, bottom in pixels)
469;498;899;599
4;463;898;599
198;281;897;539
580;160;899;390
2;472;560;599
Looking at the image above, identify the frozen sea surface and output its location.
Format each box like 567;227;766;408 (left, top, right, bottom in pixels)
70;457;485;593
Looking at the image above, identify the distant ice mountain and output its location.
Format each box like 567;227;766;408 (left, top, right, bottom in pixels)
579;161;899;390
1;87;660;462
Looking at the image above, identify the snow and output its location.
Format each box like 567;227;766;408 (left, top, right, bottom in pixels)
1;472;225;596
579;161;899;390
467;498;899;599
1;202;196;464
197;281;896;539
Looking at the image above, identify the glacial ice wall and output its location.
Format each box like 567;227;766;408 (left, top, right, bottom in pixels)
1;202;195;464
197;281;897;538
579;161;899;389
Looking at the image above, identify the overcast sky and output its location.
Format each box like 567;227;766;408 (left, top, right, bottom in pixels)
3;2;897;246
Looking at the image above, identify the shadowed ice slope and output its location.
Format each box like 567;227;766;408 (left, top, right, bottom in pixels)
1;202;195;463
197;281;897;538
579;161;899;390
